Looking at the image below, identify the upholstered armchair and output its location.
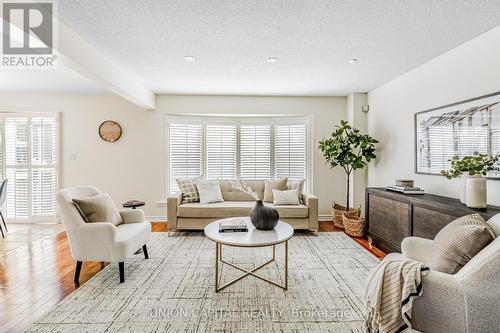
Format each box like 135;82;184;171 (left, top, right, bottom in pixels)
387;213;500;333
57;186;151;283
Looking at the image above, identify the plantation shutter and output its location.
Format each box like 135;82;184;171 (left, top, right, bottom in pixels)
5;117;30;219
456;116;488;157
31;116;58;217
427;125;455;173
240;124;271;179
168;120;203;193
3;114;58;221
206;123;237;179
274;121;307;183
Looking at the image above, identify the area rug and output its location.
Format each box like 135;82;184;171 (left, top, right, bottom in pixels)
26;232;380;332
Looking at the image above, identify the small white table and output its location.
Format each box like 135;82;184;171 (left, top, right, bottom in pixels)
204;217;294;292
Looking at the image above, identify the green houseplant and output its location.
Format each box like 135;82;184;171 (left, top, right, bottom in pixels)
440;152;498;179
318;120;378;212
441;152;498;207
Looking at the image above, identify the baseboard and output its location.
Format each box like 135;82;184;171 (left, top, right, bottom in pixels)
319;215;333;222
146;215;167;221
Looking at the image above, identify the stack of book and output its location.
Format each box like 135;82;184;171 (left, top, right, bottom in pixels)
385;185;425;195
219;218;248;233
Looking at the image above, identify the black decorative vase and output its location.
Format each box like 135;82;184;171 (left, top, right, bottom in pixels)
250;200;279;230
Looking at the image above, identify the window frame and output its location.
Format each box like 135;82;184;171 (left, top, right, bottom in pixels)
0;111;60;223
165;114;312;195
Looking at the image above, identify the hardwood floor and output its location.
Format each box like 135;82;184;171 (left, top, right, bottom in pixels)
0;221;384;332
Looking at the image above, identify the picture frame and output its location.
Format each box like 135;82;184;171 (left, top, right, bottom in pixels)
414;91;500;179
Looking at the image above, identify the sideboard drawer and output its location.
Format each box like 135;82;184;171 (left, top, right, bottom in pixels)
413;206;456;239
368;194;411;251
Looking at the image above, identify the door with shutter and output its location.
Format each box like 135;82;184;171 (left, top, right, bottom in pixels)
1;113;59;223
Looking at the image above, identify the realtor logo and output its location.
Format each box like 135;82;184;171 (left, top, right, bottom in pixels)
1;0;57;68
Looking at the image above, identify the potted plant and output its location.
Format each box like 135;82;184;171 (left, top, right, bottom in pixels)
318;120;378;228
441;152;498;208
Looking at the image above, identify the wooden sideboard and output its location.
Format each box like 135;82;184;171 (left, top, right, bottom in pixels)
365;187;500;253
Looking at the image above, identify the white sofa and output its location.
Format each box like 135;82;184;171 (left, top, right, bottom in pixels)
57;186;151;283
167;180;318;232
387;213;500;333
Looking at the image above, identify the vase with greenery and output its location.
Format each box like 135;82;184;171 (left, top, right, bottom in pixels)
441;152;498;207
318;120;378;213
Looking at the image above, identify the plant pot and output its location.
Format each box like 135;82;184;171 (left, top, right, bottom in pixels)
332;202;361;229
466;176;487;209
342;214;366;237
460;174;468;204
250;200;279;230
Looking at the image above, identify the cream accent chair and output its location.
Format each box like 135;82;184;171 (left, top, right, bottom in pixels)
57;186;151;283
386;213;500;333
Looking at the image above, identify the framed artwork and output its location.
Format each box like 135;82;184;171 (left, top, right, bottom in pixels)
415;91;500;179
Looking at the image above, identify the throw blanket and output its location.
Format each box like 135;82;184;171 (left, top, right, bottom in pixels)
364;255;429;333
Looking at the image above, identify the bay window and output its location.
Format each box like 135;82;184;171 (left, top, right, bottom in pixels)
166;115;311;194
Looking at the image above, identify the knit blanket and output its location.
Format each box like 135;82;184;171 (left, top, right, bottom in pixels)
364;255;429;332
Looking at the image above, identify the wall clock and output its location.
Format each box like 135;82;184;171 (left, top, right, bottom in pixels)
99;120;122;143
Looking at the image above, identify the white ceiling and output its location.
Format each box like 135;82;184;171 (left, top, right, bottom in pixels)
0;66;106;93
14;1;500;96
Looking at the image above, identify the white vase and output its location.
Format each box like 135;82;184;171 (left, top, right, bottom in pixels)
466;175;487;209
460;174;468;204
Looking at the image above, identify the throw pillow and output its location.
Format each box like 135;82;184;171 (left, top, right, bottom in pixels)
72;193;123;225
287;179;305;203
176;177;200;203
272;189;300;205
196;179;224;204
263;178;287;202
428;213;495;274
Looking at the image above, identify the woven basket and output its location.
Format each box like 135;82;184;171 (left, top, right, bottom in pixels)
342;214;366;237
331;202;361;229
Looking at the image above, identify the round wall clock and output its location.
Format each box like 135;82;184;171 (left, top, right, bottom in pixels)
99;120;122;143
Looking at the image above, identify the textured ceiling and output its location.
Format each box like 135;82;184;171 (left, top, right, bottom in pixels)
53;0;500;96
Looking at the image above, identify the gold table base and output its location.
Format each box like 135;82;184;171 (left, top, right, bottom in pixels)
214;241;288;292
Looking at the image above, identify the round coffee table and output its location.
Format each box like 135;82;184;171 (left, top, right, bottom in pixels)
204;217;293;292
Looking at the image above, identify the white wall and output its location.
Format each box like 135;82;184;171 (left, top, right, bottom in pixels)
346;93;368;211
0;93;346;217
367;26;500;205
0;93;165;217
156;95;346;216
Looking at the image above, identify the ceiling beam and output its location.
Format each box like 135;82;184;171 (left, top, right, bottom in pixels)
2;17;155;109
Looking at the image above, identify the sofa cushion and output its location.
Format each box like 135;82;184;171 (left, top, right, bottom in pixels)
176;177;200;203
263;178;287;202
195;179;224;204
273;189;300;205
219;180;265;201
287;179;305;203
429;213;495;274
178;201;308;219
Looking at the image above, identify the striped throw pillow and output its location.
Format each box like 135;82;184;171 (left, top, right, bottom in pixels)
272;189;300;205
429;213;495;274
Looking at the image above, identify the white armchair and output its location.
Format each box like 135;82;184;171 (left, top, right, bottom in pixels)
387;214;500;332
57;186;151;283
